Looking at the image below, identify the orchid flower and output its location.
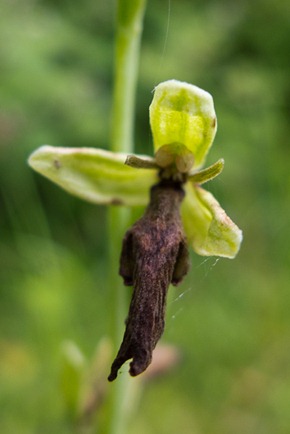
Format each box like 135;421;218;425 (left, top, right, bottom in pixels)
28;80;242;258
28;80;242;380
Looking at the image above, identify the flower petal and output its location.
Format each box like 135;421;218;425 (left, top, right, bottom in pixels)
149;80;217;168
188;158;224;184
28;145;157;206
181;183;242;258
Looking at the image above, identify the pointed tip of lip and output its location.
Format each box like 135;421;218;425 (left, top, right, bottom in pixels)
107;372;117;382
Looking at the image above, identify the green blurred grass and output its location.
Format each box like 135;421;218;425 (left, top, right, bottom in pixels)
1;0;290;432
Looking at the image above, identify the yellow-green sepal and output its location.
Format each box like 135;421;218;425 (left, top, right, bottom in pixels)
149;80;217;169
181;183;242;258
28;145;157;206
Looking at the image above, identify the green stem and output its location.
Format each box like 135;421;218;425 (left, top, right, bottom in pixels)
111;0;147;154
105;1;147;434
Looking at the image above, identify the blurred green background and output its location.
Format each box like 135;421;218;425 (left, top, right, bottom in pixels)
1;0;290;432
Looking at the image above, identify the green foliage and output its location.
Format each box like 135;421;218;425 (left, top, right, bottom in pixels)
60;341;85;420
1;0;290;433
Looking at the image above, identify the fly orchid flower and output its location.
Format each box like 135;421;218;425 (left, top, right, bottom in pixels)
29;80;242;380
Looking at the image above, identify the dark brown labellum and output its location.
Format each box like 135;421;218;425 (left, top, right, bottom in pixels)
108;179;189;381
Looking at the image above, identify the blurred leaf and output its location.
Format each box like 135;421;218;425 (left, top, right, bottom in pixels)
60;341;86;420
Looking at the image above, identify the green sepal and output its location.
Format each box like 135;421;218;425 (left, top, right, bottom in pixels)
182;183;242;258
28;145;157;206
149;80;217;169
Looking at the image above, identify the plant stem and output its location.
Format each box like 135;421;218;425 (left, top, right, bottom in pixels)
105;1;147;433
111;0;147;154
